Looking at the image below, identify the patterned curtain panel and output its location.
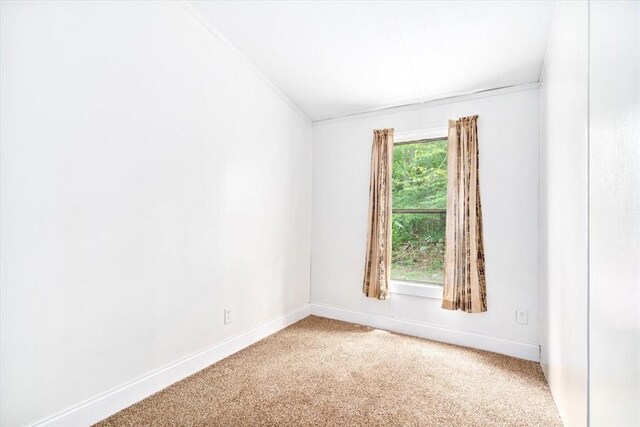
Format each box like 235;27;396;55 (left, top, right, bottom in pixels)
442;116;487;313
363;128;394;300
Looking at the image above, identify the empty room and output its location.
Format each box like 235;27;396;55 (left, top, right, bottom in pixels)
1;1;639;426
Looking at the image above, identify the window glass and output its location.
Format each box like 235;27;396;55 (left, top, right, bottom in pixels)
391;139;447;285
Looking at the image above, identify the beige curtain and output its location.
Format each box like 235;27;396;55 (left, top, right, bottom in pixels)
442;116;487;313
363;128;394;300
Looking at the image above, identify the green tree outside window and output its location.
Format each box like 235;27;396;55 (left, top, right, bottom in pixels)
391;139;448;284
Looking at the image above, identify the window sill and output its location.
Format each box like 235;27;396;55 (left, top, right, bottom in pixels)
389;280;443;300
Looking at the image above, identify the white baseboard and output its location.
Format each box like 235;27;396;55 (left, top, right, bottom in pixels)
32;304;311;427
30;302;536;426
310;303;539;362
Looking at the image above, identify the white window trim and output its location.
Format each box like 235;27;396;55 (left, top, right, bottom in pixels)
389;280;443;299
391;125;448;299
394;126;448;144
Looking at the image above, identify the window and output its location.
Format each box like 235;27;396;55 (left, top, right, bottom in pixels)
391;134;448;287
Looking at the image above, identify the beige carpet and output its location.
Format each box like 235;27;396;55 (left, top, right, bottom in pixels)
97;316;562;426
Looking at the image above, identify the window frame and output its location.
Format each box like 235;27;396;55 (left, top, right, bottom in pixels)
390;126;448;299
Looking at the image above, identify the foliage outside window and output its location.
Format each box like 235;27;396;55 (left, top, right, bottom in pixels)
391;139;447;285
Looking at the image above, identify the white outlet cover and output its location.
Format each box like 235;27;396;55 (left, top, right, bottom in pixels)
516;309;528;325
224;307;233;325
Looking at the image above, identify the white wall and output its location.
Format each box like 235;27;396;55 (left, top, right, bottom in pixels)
311;88;540;357
589;1;640;425
538;2;589;426
0;2;311;426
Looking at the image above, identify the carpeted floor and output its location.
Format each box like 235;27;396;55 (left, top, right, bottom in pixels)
97;316;562;426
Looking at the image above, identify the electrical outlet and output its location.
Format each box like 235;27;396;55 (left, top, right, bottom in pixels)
515;309;528;325
224;307;234;325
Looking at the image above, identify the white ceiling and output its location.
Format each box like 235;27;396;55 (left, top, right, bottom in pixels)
191;1;556;122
